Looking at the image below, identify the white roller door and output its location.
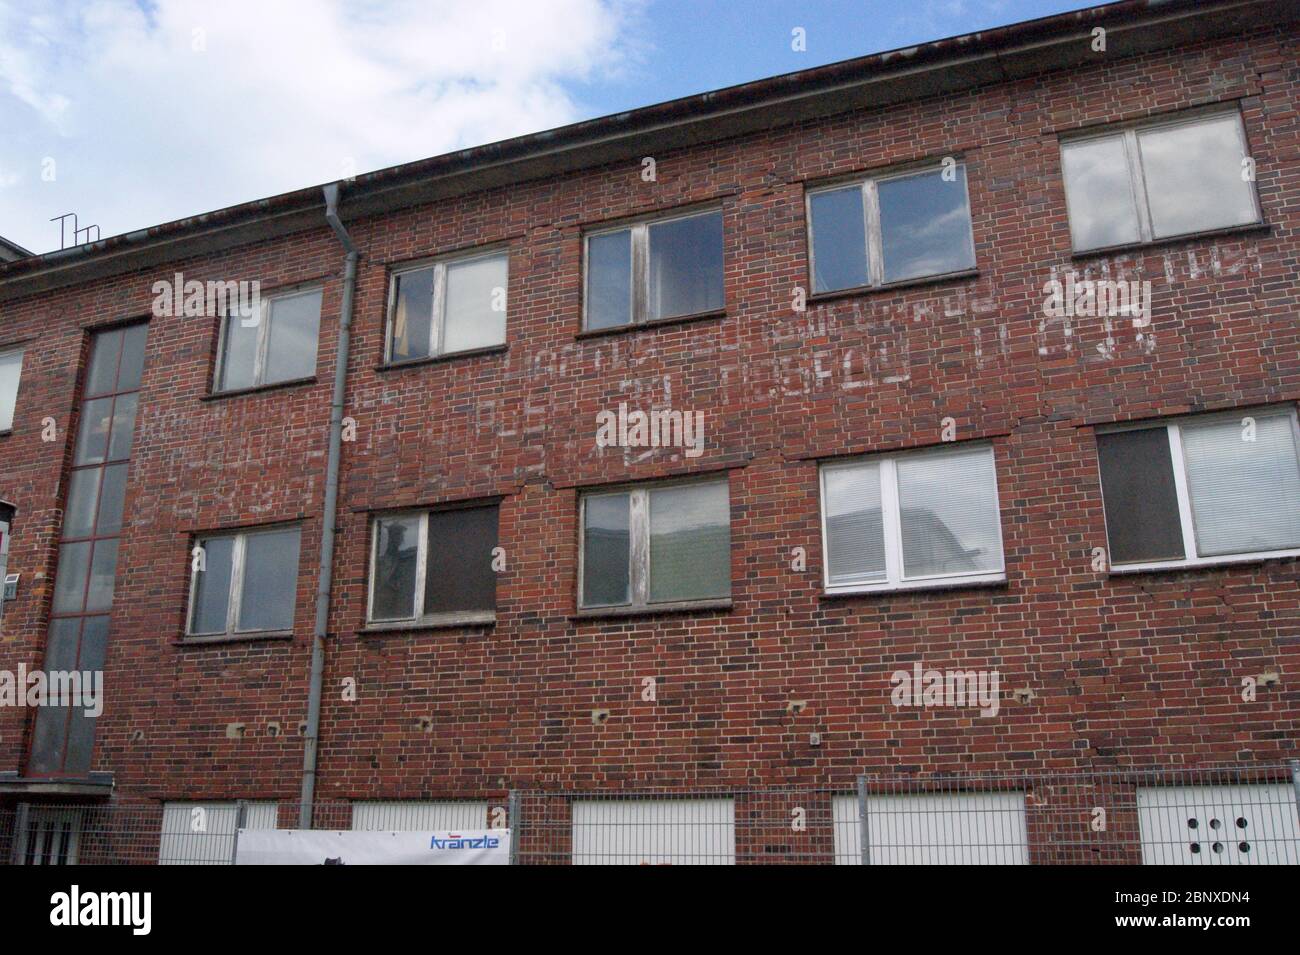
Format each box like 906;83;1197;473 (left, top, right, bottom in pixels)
833;791;1028;864
1137;784;1299;865
350;800;488;831
159;800;277;865
572;798;735;865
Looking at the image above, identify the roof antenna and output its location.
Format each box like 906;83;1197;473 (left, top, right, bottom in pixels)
50;211;100;249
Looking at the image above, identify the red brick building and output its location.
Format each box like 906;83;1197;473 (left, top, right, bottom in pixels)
1;0;1298;864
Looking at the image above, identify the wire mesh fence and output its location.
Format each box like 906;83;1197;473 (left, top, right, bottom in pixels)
3;762;1297;865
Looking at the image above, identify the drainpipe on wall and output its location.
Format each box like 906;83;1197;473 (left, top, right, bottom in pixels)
299;183;357;828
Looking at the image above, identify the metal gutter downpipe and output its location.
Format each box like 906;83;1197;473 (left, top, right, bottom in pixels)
299;182;357;828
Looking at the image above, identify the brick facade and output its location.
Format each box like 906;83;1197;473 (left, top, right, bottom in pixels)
0;14;1297;814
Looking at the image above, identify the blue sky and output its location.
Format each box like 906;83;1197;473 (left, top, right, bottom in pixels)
586;0;1091;114
0;0;1092;254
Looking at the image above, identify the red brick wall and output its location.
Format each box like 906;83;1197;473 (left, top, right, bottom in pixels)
0;25;1297;806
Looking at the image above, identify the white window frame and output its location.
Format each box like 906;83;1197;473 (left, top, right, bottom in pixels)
582;207;724;330
214;285;322;392
1060;107;1261;253
366;508;497;626
384;247;508;365
805;161;976;293
187;525;300;637
1098;406;1300;573
0;345;24;431
577;477;731;610
819;443;1006;595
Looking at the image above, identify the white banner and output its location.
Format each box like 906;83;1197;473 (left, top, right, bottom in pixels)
235;828;510;865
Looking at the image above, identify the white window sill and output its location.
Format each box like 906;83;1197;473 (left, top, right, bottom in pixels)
1109;549;1300;575
823;573;1007;597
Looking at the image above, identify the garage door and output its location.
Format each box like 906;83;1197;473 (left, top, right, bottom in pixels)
572;798;735;865
350;800;489;831
1137;784;1299;864
159;801;277;865
833;791;1029;864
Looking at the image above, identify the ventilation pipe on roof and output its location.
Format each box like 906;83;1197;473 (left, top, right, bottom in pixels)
299;183;357;828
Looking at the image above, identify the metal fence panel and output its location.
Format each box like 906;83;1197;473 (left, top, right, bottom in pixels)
1;762;1295;865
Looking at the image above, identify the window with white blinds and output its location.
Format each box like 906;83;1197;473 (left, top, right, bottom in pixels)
1097;408;1300;570
820;443;1005;593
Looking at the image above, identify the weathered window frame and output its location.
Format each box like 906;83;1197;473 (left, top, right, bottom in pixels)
582;206;725;331
187;525;301;638
213;285;322;392
1060;107;1262;253
804;160;976;294
383;246;509;365
577;476;732;611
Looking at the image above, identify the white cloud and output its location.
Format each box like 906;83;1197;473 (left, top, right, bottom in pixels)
0;0;645;252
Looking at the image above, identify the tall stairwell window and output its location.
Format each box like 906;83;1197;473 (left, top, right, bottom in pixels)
28;323;147;777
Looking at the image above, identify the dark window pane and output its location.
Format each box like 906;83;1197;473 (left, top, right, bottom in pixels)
878;167;975;283
85;538;118;612
28;619;83;775
85;328;123;398
586;230;632;330
63;616;110;777
1061;136;1141;251
116;324;148;392
264;289;322;383
52;541;92;613
28;704;67;775
191;535;235;634
44;616;82;672
1097;429;1186;564
371;514;419;620
238;528;300;631
108;392;137;460
647;212;724;320
390;268;434;362
582;494;630;606
64;468;102;539
809;186;868;293
95;463;129;536
423;506;499;614
648;483;730;602
217;312;259;392
74;397;113;465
